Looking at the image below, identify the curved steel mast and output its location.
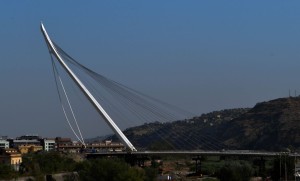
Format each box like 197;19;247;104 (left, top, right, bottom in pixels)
40;23;137;152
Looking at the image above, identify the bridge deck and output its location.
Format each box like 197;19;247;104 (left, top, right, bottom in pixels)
86;150;300;158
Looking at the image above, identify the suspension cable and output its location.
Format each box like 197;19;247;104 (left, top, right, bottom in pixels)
50;54;86;146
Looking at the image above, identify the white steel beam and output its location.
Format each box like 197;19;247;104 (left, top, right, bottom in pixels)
40;23;137;152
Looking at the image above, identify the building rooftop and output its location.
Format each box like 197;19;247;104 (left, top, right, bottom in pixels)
16;135;40;140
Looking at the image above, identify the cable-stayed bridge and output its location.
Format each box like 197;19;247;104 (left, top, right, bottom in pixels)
40;23;300;159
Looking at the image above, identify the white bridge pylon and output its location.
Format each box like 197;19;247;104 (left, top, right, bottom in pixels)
40;23;137;152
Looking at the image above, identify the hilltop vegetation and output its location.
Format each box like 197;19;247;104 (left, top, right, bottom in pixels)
221;97;300;151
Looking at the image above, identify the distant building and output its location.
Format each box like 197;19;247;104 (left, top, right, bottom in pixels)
86;140;125;152
55;137;72;145
11;139;41;148
0;139;9;149
18;145;43;154
1;135;125;153
42;139;56;151
17;135;40;140
55;137;75;152
9;135;41;148
7;135;53;154
0;148;22;171
55;137;125;153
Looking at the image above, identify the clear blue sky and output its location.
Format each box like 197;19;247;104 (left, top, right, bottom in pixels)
1;1;300;139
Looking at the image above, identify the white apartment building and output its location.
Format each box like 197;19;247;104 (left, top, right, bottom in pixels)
0;140;9;149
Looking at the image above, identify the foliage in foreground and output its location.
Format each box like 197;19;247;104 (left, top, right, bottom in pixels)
218;161;253;181
0;163;18;179
77;158;145;181
21;152;76;176
2;151;296;181
18;152;155;181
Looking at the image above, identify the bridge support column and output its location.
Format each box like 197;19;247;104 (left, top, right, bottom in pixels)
192;156;202;175
258;156;266;176
125;154;149;167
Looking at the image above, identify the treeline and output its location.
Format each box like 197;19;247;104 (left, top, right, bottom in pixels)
197;155;296;181
0;152;296;181
0;152;157;181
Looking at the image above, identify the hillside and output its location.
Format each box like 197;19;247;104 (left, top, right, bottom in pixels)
221;97;300;151
105;97;300;151
110;108;250;150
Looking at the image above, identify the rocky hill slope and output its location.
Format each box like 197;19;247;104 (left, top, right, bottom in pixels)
110;108;250;150
107;97;300;151
221;97;300;151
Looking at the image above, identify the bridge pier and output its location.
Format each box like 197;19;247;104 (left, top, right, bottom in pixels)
86;152;149;167
192;156;202;175
124;154;149;167
258;156;266;176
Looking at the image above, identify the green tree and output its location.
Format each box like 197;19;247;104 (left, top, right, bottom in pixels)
0;163;18;179
77;158;145;181
218;161;253;181
144;167;158;181
21;152;77;176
